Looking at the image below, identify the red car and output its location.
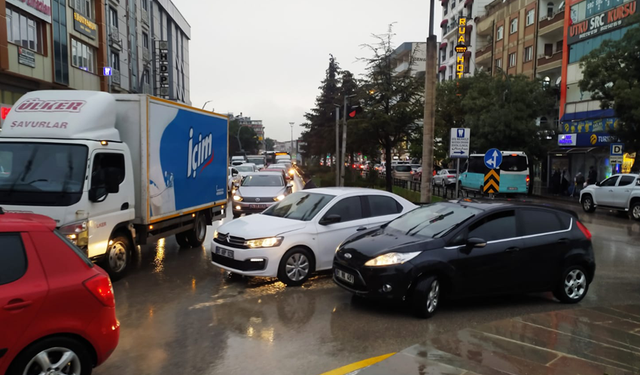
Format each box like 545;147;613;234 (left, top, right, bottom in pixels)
0;209;119;375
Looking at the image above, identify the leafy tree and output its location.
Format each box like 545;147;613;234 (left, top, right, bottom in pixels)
579;19;640;171
228;119;259;156
264;137;275;151
358;26;425;191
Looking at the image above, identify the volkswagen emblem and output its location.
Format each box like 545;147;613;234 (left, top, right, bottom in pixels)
344;253;352;259
255;198;261;202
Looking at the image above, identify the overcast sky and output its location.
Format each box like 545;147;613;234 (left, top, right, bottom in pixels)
177;0;441;142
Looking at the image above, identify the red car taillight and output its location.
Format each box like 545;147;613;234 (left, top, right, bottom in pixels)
576;220;592;241
447;175;454;178
526;175;530;185
84;274;115;307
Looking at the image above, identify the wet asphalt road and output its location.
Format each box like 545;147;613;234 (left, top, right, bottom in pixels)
94;193;640;375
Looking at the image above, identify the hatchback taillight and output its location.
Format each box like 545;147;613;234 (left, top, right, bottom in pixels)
84;274;115;307
576;220;592;241
447;175;454;178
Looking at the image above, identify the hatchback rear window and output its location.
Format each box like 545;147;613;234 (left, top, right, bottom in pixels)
395;166;412;172
0;233;27;285
519;209;566;236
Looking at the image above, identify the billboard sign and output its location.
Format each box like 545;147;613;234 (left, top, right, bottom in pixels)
567;0;636;44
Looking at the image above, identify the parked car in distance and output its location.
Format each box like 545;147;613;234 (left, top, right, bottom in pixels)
246;155;266;170
232;172;293;218
0;209;119;375
213;188;416;285
392;165;413;180
333;201;595;318
580;174;640;220
412;167;422;181
433;169;458;187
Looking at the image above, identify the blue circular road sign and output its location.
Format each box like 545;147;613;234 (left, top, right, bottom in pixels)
484;148;502;169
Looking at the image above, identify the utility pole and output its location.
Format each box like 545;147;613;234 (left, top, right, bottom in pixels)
289;122;295;158
335;105;340;186
340;94;356;187
420;0;437;203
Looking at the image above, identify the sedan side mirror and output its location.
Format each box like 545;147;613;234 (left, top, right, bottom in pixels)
286;182;293;190
319;214;341;225
466;237;487;248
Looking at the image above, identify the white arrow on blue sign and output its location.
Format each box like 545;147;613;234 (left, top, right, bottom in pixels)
449;128;470;159
484;148;502;169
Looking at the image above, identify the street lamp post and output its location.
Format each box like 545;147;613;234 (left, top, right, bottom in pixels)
289;122;295;158
202;100;214;110
340;94;357;187
420;0;437;203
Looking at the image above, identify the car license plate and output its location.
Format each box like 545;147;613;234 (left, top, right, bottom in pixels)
335;269;355;284
508;187;518;191
214;246;234;259
249;204;267;209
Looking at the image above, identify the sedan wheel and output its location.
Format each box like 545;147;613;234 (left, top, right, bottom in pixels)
554;266;589;303
278;248;314;286
412;276;441;319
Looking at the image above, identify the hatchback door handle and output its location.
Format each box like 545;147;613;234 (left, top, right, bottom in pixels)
356;226;367;232
3;299;33;311
557;238;570;244
505;247;520;253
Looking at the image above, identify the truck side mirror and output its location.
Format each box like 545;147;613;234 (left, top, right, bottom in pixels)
89;186;108;203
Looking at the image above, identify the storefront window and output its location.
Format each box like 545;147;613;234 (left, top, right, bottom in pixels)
71;39;96;73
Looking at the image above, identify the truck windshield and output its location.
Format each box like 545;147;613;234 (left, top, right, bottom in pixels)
0;143;88;206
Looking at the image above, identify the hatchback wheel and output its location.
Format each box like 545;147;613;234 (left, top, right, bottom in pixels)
581;195;596;213
554;266;589;303
8;337;92;375
412;276;440;319
278;247;314;286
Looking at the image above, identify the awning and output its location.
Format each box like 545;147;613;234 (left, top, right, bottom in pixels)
465;0;474;6
440;42;448;49
439;66;447;72
464;51;472;57
440;19;449;27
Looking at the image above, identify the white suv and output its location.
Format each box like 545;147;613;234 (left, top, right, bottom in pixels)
580;173;640;220
211;188;416;285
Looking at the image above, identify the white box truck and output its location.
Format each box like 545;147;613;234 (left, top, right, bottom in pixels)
0;91;228;279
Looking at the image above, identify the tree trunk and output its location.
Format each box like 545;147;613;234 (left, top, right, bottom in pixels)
385;138;393;192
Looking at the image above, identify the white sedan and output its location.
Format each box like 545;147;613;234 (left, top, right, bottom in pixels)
211;188;416;285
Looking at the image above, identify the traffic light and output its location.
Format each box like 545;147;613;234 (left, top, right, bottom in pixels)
347;105;363;119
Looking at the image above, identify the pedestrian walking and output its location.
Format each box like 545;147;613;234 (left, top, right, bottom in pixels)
588;166;598;185
574;172;585;197
561;170;569;196
302;174;317;190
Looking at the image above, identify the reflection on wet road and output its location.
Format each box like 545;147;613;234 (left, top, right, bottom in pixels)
95;200;640;375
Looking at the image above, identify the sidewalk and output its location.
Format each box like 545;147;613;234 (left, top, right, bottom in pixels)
356;305;640;375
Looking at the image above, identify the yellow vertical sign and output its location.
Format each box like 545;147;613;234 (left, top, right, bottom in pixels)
456;18;467;79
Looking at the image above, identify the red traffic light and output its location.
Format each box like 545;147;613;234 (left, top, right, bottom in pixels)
349;110;357;118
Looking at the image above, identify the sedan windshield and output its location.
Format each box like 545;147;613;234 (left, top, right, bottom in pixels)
246;158;264;165
236;166;255;173
386;203;480;238
242;174;284;187
263;192;334;221
395;166;412;172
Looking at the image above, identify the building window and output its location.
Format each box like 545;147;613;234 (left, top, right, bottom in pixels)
52;0;69;85
547;2;554;18
108;7;118;29
524;46;533;62
495;58;502;69
141;0;149;11
509;52;517;67
444;7;448;15
73;0;95;19
497;26;504;40
110;51;120;71
526;9;535;26
510;18;518;34
71;39;96;73
142;32;149;49
143;69;150;84
449;48;454;57
556;40;563;52
5;7;43;53
451;0;456;10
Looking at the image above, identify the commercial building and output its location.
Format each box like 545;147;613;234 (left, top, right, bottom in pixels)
0;0;190;117
439;0;493;81
552;0;637;181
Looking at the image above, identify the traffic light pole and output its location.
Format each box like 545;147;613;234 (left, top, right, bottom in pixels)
340;95;348;187
335;106;340;186
420;0;437;203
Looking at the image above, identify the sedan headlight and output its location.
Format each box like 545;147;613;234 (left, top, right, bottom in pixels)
233;194;243;202
245;236;284;248
364;251;421;267
213;230;218;239
274;194;285;201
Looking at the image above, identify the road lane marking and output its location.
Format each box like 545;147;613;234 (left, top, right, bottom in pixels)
320;353;395;375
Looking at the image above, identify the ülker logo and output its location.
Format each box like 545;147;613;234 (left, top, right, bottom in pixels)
15;99;86;113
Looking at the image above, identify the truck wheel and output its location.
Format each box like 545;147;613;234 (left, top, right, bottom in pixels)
101;233;131;281
581;194;596;213
631;201;640;221
175;232;190;248
186;213;207;248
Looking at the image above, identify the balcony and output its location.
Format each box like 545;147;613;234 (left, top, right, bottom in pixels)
142;48;150;62
537;50;563;69
475;44;492;60
111;69;121;86
109;29;121;50
539;10;564;34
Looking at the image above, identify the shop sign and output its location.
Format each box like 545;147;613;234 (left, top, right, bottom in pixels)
156;41;170;99
456;17;467;79
18;47;36;68
576;132;619;146
73;12;97;39
558;133;577;146
6;0;51;23
567;0;636;45
562;117;619;133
